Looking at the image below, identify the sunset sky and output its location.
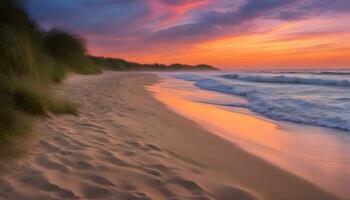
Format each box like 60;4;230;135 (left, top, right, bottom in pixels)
25;0;350;69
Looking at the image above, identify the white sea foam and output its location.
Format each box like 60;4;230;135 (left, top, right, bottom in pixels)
221;74;350;86
175;73;350;131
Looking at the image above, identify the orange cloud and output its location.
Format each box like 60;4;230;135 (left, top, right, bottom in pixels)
29;0;350;69
171;0;210;14
148;0;210;29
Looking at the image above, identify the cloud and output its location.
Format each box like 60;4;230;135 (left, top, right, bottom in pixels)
25;0;150;36
150;0;350;41
23;0;350;65
160;0;190;5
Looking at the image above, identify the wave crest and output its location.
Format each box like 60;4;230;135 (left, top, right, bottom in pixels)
175;73;350;131
221;74;350;87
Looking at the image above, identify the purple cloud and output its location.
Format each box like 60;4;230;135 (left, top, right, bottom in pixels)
23;0;350;57
151;0;350;41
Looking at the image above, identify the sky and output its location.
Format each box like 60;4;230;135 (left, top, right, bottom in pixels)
25;0;350;69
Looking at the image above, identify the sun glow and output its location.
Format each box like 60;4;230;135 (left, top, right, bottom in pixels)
83;3;350;69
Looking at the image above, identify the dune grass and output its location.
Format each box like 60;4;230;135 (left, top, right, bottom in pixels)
48;99;79;116
43;29;101;75
0;0;95;143
0;0;216;146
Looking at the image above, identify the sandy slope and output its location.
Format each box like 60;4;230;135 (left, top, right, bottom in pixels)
0;72;340;200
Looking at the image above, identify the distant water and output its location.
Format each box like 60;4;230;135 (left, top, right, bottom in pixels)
174;70;350;132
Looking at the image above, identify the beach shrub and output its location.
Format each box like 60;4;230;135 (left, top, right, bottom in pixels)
90;56;218;71
43;29;101;74
90;56;136;70
0;0;95;144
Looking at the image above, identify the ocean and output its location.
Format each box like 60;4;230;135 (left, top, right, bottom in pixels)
150;70;350;199
175;71;350;131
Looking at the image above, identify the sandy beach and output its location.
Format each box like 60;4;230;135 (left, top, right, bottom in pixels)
0;72;340;200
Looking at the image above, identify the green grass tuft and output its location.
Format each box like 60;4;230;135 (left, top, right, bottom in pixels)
0;103;30;142
11;82;47;115
0;105;17;139
48;62;67;83
48;100;78;115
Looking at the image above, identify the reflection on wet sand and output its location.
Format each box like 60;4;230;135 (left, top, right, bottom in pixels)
148;78;350;199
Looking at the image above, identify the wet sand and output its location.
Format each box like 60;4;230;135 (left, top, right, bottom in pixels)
149;76;350;199
0;72;340;200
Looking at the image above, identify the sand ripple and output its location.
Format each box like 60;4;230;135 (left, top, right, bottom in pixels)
0;72;319;199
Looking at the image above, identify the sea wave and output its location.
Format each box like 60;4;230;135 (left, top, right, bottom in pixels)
220;74;350;87
175;74;350;131
265;71;350;75
310;71;350;75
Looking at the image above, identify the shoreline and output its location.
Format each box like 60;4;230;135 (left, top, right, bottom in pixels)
0;72;340;199
149;75;349;199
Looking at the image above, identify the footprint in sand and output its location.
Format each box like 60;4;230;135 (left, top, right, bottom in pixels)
39;140;64;154
18;172;78;199
118;183;137;191
0;179;14;195
76;160;95;170
140;167;162;177
35;155;70;174
212;185;257;200
143;163;170;173
98;150;130;167
121;150;136;156
84;174;115;186
126;192;151;200
167;177;205;196
146;178;174;198
81;184;111;199
144;144;162;152
92;135;111;143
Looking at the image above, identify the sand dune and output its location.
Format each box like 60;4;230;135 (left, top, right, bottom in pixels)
0;72;340;200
